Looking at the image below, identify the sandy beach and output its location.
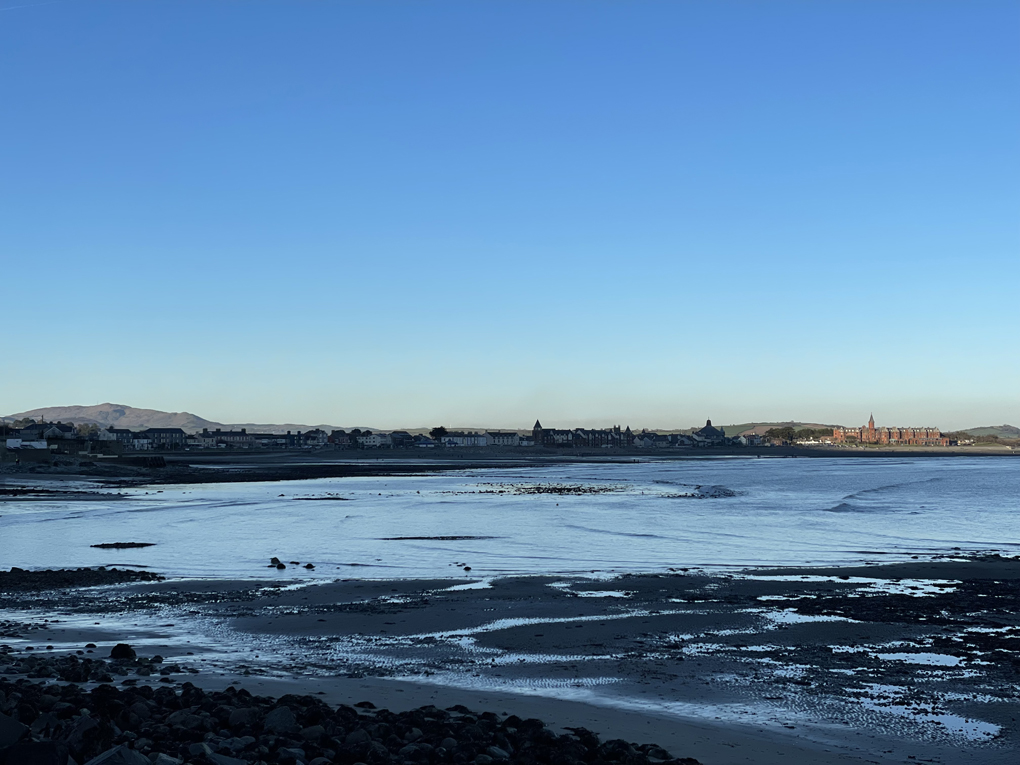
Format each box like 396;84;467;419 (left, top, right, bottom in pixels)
2;556;1017;764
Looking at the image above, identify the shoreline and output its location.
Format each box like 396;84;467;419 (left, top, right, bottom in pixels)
1;447;1016;489
2;558;1017;764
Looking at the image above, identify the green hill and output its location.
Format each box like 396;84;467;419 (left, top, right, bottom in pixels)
718;421;838;437
962;424;1020;440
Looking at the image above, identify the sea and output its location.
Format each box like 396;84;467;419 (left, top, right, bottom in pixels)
4;456;1018;578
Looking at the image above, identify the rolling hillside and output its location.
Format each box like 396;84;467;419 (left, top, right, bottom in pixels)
718;421;838;436
0;404;356;434
961;424;1020;440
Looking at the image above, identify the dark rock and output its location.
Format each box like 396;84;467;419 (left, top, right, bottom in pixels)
0;569;162;593
57;713;101;757
367;741;389;759
404;727;423;742
0;712;28;749
109;645;136;661
82;744;149;765
263;706;298;735
344;728;371;746
1;675;703;765
31;711;60;734
599;738;638;759
276;563;286;570
206;752;246;765
0;740;72;765
165;709;202;729
227;707;259;729
299;725;325;742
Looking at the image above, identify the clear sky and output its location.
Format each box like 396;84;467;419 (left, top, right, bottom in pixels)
2;1;1017;431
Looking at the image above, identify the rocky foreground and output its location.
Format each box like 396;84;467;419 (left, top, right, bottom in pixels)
0;648;700;765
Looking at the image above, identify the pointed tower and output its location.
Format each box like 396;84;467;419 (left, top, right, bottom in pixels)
533;420;544;447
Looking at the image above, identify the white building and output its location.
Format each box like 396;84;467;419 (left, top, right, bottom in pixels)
358;432;393;448
444;432;491;447
486;431;520;447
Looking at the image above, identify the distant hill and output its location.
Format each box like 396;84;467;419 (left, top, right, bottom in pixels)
0;403;362;434
717;421;838;436
2;404;219;432
961;424;1020;440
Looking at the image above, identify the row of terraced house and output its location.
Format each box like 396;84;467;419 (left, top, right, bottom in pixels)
3;419;753;453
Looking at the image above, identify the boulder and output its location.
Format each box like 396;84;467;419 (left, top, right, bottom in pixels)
57;714;100;755
263;706;298;735
207;753;246;765
31;711;60;734
82;745;148;765
227;707;260;729
0;713;28;749
109;645;136;661
299;725;325;742
0;741;72;765
344;728;371;746
165;709;203;730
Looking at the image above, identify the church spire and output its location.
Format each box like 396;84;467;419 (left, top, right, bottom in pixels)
868;413;875;428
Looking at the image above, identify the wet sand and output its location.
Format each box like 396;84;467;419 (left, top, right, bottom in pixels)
2;557;1017;763
2;444;1016;491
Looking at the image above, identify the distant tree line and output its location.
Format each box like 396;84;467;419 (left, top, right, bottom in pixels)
946;431;1019;446
764;427;833;442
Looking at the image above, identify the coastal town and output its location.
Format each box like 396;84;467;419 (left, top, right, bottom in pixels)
1;416;958;456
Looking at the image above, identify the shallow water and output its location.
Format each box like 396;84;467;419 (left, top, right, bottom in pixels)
2;457;1018;579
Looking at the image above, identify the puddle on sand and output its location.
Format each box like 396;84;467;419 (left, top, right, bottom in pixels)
441;579;495;592
761;608;858;625
741;575;959;597
849;683;1000;741
875;652;963;667
547;581;635;598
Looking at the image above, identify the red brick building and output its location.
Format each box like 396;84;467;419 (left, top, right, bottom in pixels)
832;414;949;446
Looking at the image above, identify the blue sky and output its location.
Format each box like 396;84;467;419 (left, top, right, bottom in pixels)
2;1;1017;430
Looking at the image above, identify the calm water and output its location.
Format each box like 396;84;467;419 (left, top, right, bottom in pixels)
2;457;1018;579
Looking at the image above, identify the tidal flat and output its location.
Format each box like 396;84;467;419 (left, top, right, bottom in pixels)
1;457;1018;764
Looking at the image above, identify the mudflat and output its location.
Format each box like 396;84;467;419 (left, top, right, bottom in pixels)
1;557;1016;763
2;443;1017;490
